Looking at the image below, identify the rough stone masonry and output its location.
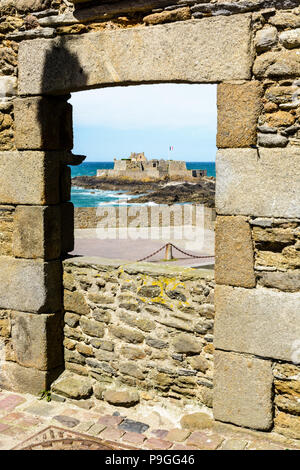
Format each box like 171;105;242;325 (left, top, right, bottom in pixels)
0;0;299;441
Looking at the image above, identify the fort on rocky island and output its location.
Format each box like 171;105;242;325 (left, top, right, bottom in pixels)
97;153;207;180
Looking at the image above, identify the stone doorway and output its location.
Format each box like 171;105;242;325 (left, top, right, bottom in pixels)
0;11;299;438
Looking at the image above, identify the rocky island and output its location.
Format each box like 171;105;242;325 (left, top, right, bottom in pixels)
72;153;215;207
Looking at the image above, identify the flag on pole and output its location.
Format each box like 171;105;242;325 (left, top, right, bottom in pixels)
169;146;174;151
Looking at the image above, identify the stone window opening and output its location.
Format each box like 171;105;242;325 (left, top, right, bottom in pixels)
1;11;299;442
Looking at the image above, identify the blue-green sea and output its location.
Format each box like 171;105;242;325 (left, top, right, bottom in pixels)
71;162;216;207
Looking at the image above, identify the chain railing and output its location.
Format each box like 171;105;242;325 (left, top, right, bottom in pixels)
136;243;214;263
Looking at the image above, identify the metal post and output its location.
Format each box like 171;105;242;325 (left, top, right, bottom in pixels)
165;243;173;260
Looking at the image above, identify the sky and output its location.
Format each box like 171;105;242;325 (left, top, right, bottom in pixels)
70;84;217;163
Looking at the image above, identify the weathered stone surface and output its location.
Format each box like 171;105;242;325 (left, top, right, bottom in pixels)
138;285;161;298
217;82;262;148
274;412;300;440
11;311;63;370
188;356;209;373
0;205;14;256
18;16;252;95
64;325;83;341
257;124;277;134
265;85;298;104
253;51;300;78
65;312;80;328
13;205;61;260
0;315;10;338
273;362;300;381
269;12;300;29
119;311;155;332
258;271;300;293
103;390;140;407
64;349;85;365
256;247;300;270
145;337;168;349
216;148;300;218
1;0;51;13
95;349;113;362
214;351;273;430
52;372;92;399
93;383;106;400
265;110;295;128
8;28;55;41
14;96;73;150
63;272;76;292
257;133;288;147
215;216;255;288
0;76;17;97
172;333;202;354
91;338;114;351
166;288;186;302
79;317;105;338
253;224;296;244
0;151;60;205
0;361;61;395
0;257;61;313
255;26;277;53
87;358;117;377
64;290;89;315
279;28;300;50
275;395;300;416
76;342;93;357
143;7;191;25
119;362;145;380
180;412;213;431
214;285;300;361
120;345;146;360
111;325;144;344
275;379;300;398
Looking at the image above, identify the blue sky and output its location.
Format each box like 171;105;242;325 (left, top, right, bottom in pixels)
71;84;217;162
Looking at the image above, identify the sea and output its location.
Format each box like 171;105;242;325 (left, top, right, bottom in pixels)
71;162;216;207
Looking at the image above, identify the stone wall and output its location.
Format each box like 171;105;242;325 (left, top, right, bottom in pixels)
59;257;215;407
0;205;14;256
0;0;299;440
74;206;216;231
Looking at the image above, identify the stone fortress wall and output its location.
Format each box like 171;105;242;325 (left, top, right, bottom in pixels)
0;0;299;441
97;154;207;181
74;205;216;232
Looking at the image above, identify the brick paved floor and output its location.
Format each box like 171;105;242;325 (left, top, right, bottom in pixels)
0;389;299;450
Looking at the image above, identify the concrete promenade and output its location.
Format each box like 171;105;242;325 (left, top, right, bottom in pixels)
72;229;215;268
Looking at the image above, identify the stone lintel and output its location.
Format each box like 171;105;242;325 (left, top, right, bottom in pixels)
18;16;252;95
